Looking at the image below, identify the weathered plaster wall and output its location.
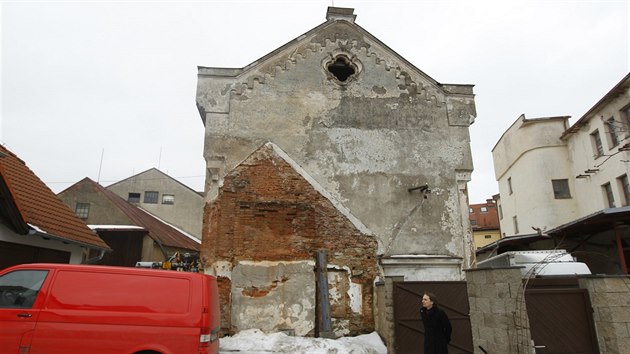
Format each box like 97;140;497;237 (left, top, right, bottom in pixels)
231;261;316;336
202;144;379;335
197;15;476;262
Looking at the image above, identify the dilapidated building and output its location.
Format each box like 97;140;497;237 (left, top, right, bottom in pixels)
196;7;476;340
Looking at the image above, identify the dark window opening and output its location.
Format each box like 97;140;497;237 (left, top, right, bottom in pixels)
144;191;159;204
603;183;615;208
619;174;630;206
327;56;356;82
552;179;571;199
128;192;141;203
75;203;90;219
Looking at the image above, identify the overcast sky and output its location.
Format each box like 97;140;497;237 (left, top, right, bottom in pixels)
1;0;628;204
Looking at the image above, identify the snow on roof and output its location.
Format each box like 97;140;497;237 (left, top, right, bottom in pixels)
136;208;201;244
88;225;145;231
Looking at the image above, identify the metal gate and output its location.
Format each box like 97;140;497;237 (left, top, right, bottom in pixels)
525;278;599;354
393;281;473;354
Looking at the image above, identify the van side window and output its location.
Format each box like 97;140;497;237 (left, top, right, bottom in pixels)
0;270;48;308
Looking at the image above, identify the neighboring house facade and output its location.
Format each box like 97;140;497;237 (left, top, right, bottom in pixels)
469;198;501;249
58;178;200;267
0;145;109;269
106;168;204;239
491;73;630;274
196;7;476;338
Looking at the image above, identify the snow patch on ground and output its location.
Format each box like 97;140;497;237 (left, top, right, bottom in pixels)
219;329;388;354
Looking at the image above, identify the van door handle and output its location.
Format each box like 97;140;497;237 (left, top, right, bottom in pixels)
17;313;32;318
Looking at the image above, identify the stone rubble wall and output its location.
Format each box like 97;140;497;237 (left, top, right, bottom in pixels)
579;277;630;354
465;267;534;354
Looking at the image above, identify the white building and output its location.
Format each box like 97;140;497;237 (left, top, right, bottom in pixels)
491;73;630;274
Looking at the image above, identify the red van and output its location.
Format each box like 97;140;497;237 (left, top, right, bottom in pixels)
0;263;220;354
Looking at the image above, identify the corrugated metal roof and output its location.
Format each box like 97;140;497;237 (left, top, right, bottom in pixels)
0;145;110;250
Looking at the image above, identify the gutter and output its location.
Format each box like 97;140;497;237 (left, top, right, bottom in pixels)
27;223;112;253
83;249;107;264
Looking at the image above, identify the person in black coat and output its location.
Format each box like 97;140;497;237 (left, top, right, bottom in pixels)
420;292;452;354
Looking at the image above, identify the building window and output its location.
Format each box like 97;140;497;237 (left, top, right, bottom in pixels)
484;235;492;239
591;130;604;157
623;105;630;126
513;215;519;234
602;183;615;208
325;54;358;83
471;220;477;226
162;194;175;205
128;193;141;203
508;177;513;195
606;117;620;148
75;203;90;219
498;204;503;220
469;207;473;213
144;191;159;204
618;174;630;207
551;179;571;199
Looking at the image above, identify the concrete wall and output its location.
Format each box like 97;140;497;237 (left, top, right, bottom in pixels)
196;9;476;267
107;168;204;239
466;267;534;354
579;277;630;354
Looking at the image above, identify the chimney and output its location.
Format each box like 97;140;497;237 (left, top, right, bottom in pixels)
326;7;356;23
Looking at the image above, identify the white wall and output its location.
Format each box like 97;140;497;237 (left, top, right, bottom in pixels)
493;77;630;236
0;224;84;263
494;116;577;235
565;85;630;215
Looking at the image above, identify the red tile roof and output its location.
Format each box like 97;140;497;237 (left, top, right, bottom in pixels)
79;178;200;252
0;145;110;250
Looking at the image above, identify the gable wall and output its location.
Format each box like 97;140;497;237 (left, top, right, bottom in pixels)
58;181;134;226
202;145;379;335
106;169;204;238
198;20;476;261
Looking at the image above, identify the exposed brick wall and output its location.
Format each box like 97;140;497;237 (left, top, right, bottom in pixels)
201;144;379;335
